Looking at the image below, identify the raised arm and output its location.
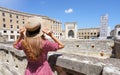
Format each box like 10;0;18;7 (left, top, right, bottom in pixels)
42;28;64;49
50;34;64;49
13;27;25;49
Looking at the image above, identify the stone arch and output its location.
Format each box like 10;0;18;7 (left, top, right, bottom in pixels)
118;31;120;36
68;30;74;38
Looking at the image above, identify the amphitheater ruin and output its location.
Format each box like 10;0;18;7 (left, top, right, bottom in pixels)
0;38;120;75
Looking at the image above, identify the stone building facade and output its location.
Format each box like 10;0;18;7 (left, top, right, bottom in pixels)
77;28;100;39
114;24;120;39
64;22;100;39
64;22;77;39
0;7;111;41
0;7;62;42
64;14;109;40
109;24;120;40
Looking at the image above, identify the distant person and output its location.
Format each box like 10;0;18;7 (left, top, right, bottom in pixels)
13;16;64;75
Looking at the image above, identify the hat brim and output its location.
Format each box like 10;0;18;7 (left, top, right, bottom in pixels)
25;26;43;37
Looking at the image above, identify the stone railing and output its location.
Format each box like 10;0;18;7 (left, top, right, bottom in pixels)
0;41;120;75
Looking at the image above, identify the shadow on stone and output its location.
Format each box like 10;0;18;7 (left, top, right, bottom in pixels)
110;45;116;58
48;54;62;72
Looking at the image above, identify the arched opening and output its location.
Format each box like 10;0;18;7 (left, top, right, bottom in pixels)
118;31;120;36
68;30;74;38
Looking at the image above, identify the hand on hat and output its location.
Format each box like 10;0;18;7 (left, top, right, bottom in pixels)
19;27;26;38
20;28;25;34
42;28;53;37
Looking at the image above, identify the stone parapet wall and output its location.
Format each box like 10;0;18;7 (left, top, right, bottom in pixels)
61;39;114;51
60;39;114;58
49;52;120;75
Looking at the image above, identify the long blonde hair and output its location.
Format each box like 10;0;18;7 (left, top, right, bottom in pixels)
21;36;43;61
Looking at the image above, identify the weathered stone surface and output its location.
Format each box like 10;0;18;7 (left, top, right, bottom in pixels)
0;41;120;75
0;43;25;57
0;62;20;75
60;39;114;58
55;53;103;75
114;40;120;58
49;52;120;75
103;66;120;75
0;43;27;75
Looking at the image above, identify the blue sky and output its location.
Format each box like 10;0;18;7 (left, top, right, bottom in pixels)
0;0;120;30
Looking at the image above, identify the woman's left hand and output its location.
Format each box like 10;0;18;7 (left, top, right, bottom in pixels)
42;28;53;36
19;27;26;38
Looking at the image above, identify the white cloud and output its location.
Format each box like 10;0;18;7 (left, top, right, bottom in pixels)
65;8;73;14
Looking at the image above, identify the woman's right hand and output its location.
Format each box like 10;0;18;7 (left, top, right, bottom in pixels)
20;27;25;34
42;28;53;37
19;27;25;38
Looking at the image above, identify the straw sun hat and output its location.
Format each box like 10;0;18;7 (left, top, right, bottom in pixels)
25;16;44;37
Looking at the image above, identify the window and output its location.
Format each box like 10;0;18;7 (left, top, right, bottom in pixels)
3;18;5;22
91;45;95;48
60;33;62;36
11;25;13;28
3;24;6;28
91;33;93;35
10;35;14;39
17;31;19;33
2;13;5;16
118;31;120;36
76;45;79;47
23;21;24;24
88;32;89;34
11;31;14;33
17;26;19;29
17;35;19;39
4;30;7;33
16;21;19;23
94;33;96;35
10;19;12;22
10;14;12;18
16;16;18;18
